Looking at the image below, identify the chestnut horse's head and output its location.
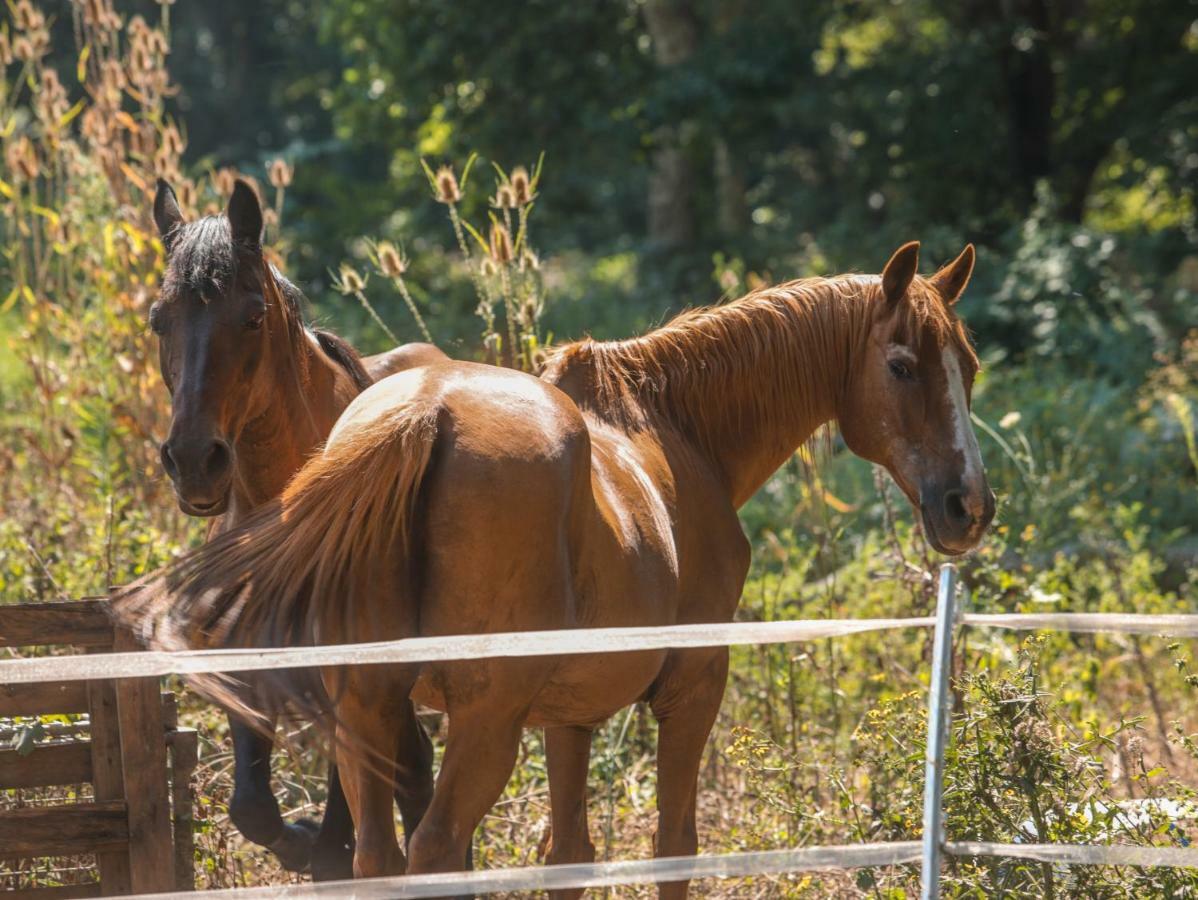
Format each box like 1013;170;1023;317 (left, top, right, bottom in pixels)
838;241;995;555
150;178;289;516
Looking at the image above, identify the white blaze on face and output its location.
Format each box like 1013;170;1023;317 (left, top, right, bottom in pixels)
940;346;985;500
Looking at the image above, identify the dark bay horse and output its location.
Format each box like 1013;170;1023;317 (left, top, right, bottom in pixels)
148;178;446;876
121;241;994;895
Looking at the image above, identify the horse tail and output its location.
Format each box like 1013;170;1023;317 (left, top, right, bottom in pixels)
113;397;441;729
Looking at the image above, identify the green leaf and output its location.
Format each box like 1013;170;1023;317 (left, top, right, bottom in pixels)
460;218;490;256
459;151;479;191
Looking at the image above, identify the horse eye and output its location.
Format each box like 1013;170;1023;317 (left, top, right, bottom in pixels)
245;312;264;331
888;359;914;381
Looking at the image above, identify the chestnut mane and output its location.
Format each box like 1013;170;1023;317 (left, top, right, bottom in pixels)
543;273;973;442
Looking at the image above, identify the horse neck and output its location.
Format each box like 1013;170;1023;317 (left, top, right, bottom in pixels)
227;290;358;520
556;277;878;508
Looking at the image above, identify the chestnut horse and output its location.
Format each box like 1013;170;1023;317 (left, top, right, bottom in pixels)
149;178;445;877
121;241;993;896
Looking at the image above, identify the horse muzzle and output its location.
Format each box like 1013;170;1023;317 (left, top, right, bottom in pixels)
919;482;995;556
160;434;234;517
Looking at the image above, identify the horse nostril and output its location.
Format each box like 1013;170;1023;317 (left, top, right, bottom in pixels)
160;442;179;480
203;440;232;480
943;489;970;526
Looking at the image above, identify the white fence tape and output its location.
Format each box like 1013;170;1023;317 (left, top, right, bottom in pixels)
0;616;934;685
4;612;1198;687
962;612;1198;637
948;842;1198;869
129;843;924;899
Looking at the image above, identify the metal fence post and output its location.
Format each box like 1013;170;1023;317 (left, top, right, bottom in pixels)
920;563;958;900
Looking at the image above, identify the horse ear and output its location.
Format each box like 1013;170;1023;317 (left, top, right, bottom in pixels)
929;244;975;306
153;178;184;253
227;179;264;248
882;241;920;306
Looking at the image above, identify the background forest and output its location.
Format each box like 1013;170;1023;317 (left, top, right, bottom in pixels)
2;1;1198;896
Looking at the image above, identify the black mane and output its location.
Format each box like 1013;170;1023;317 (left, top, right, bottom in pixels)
314;329;372;391
162;216;371;390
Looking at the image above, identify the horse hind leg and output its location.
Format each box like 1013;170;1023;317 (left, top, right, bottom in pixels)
649;648;729;900
333;665;418;878
311;701;446;881
545;725;596;900
406;661;550;877
227;714;319;872
394;700;436;844
309;764;355;881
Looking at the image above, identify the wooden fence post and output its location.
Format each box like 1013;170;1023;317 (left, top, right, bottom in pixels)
112;628;174;893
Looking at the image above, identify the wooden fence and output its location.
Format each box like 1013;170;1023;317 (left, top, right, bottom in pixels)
0;600;196;897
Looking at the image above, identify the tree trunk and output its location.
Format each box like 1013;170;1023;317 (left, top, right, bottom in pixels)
644;0;699;250
997;0;1055;211
714;136;747;237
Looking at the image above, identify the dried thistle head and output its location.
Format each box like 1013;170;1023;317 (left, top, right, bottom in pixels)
335;263;366;294
82;0;107;27
212;167;238;198
12;35;35;63
492;184;516;209
510;166;534;206
35;69;69;125
145;28;169;56
12;1;44;32
127;14;150;39
26;26;48;59
434;165;460;204
174;179;197;216
152;148;180;182
375;241;407;278
6;136;39;181
267;158;293;189
489;221;513;264
519;248;540;272
519;298;538;328
100;58;126;97
128;43;154;82
160;123;184;158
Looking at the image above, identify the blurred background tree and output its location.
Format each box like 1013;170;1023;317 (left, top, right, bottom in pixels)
134;0;1196;360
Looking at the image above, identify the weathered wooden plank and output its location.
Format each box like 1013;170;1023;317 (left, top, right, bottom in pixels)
0;599;113;649
113;628;174;893
167;728;199;891
0;801;128;860
0;681;89;717
9;883;103;899
0;740;92;788
87;673;132;895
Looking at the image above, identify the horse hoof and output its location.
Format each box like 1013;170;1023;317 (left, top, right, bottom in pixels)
310;842;355;883
270;818;319;872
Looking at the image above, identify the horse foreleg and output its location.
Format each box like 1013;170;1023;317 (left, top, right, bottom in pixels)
545;725;596;900
227;714;317;872
649;648;729;900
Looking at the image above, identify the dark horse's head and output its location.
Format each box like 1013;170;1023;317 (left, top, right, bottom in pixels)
838;242;996;555
150;178;300;517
